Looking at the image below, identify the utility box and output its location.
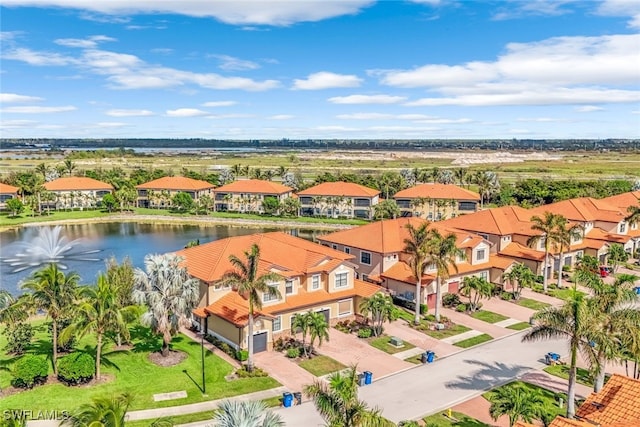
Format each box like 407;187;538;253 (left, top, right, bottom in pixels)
389;336;403;347
435;323;445;330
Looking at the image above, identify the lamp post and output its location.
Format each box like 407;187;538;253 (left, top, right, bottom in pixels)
201;315;208;394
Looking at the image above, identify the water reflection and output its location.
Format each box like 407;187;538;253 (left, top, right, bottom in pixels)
0;223;320;295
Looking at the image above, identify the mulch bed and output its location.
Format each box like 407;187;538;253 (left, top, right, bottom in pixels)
148;350;187;367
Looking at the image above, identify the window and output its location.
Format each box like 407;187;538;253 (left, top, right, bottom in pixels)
285;280;293;295
564;256;572;266
335;272;348;288
480;271;489;281
478;233;488;240
338;299;352;316
263;284;280;302
360;251;371;265
576;250;584;259
272;316;281;332
362;274;369;282
476;249;486;261
312;275;320;290
332;244;338;250
620;223;626;233
344;247;351;254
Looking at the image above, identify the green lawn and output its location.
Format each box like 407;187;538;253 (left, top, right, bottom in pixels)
506;322;531;331
298;355;346;377
515;298;551;310
416;323;471;340
422;411;489;427
454;334;493;348
469;310;508;324
547;288;585;301
483;381;566;419
368;336;416;355
0;209;112;227
544;364;596;387
0;322;280;412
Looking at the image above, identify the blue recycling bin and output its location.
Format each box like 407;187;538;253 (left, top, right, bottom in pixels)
282;392;293;408
364;371;373;385
547;352;560;361
634;286;640;295
423;351;435;363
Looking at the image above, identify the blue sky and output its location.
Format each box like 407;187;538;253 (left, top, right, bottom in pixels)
1;0;639;140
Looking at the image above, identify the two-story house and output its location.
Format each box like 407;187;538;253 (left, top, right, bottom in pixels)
0;182;19;210
393;183;480;220
177;232;379;353
297;181;380;220
135;176;215;208
600;191;640;255
213;179;293;213
43;177;113;210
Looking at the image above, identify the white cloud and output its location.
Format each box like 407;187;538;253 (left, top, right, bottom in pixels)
1;0;374;26
95;121;127;127
493;0;582;20
0;93;44;103
292;72;362;90
106;109;154;117
414;118;473;124
408;0;442;4
1;119;37;128
575;105;604;112
327;94;407;104
201;101;237;107
597;0;640;28
516;117;568;122
336;113;471;124
1;105;76;113
268;114;294;120
211;54;259;71
165;108;209;117
337;113;394;120
54;35;115;48
2;47;77;66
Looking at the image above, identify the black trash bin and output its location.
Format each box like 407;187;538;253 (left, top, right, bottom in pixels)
293;391;302;405
357;373;366;387
421;352;429;364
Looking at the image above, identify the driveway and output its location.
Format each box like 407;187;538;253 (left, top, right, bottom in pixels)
479;297;536;322
253;350;316;398
442;308;512;339
383;320;460;358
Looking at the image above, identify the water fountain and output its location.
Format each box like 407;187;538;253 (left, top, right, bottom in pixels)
1;225;101;274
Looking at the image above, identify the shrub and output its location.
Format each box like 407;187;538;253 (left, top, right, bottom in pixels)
205;334;237;359
500;291;514;301
455;303;468;313
235;350;249;362
443;293;461;308
562;265;571;272
420;304;428;315
357;328;372;338
57;352;95;386
236;365;268;378
4;323;34;355
334;320;351;334
535;275;544;284
12;355;48;389
286;348;300;358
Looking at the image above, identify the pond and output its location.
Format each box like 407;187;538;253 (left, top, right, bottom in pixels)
0;222;320;295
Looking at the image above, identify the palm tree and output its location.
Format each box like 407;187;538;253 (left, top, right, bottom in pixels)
553;219;583;288
427;229;464;322
453;168;467;188
522;287;593;419
292;312;313;357
62;392;133;427
502;263;535;300
459;276;492;312
584;273;640;392
527;211;563;292
219;244;282;372
304;366;393;427
308;311;330;356
0;290;27;325
403;222;431;325
359;293;396;337
21;264;79;374
212;400;284;427
625;203;640;226
63;159;76;176
488;383;546;427
133;253;199;357
606;243;629;274
61;275;137;380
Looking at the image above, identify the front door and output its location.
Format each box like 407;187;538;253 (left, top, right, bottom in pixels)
252;332;268;353
318;309;330;324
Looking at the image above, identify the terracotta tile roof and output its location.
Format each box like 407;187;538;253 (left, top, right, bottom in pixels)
440;206;536;236
576;374;640;425
43;177;113;191
214;179;293;195
586;227;631;244
0;183;19;193
136;176;215;191
530;197;625;224
175;232;353;283
297;181;380;197
600;191;640;212
514;423;539;427
548;418;593;427
500;242;546;261
394;183;480;201
199;279;380;325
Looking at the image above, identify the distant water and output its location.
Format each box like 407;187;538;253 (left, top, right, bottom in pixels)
0;223;318;295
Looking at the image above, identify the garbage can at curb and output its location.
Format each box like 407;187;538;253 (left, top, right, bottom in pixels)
357;373;366;387
293;392;302;405
364;371;373;385
282;392;293;408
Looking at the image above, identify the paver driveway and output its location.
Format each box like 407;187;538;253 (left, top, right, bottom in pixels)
383;320;460;358
253;350;316;397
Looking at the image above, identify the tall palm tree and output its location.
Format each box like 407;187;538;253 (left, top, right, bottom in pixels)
63;159;76;176
459;276;492;312
527;211;564;292
625;203;640;226
219;244;281;372
61;275;137;380
584;273;640;392
427;229;464;322
308;311;330;356
133;253;199;357
606;243;629;274
359;293;396;337
304;366;393;427
0;290;27;325
62;392;133;427
212;400;284;427
21;264;79;374
553;219;583;288
403;222;431;325
488;383;546;427
522;287;593;419
292;312;313;357
502;263;535;300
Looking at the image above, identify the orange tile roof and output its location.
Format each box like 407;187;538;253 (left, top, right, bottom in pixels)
319;217;489;254
440;206;536;236
576;374;640;425
175;232;353;283
548;419;593;427
394;183;480;201
200;279;380;325
43;177;113;191
586;227;631;244
600;191;640;212
214;179;292;195
500;242;546;261
136;176;215;191
297;181;380;197
530;197;625;224
0;182;19;193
